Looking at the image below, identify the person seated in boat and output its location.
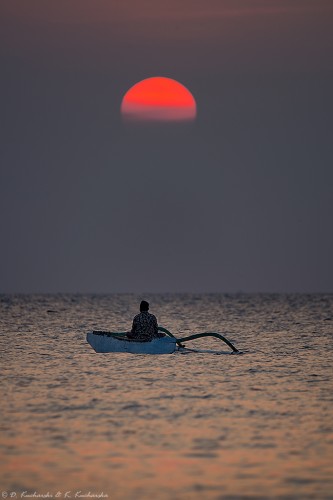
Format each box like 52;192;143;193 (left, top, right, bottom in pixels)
127;301;164;341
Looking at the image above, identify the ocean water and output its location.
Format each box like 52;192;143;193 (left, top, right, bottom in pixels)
1;293;332;500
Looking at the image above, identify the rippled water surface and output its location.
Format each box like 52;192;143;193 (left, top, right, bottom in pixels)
1;294;333;499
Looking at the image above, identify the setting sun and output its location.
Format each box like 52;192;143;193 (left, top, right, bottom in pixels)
121;77;197;122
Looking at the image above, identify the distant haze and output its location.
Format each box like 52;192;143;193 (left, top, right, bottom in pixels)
1;1;332;293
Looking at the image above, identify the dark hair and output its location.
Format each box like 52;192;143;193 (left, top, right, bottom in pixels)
140;300;149;311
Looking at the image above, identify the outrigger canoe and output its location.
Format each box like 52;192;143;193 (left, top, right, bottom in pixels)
87;327;239;355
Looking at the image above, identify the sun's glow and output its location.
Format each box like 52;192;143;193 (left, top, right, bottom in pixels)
121;77;197;122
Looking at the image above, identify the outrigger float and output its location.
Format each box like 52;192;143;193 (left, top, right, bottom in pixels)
87;327;239;355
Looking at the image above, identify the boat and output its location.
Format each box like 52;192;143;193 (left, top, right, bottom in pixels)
87;331;177;354
87;327;239;355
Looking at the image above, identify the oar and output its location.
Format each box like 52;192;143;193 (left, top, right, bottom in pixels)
93;330;127;338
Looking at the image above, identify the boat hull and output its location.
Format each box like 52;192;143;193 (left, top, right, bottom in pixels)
87;331;177;354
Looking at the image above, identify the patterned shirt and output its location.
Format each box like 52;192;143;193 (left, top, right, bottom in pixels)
131;311;159;341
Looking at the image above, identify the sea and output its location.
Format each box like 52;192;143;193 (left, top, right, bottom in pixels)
1;293;332;500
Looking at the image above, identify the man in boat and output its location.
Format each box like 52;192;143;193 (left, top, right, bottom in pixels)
127;301;164;341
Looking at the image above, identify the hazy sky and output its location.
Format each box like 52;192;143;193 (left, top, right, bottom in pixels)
1;0;333;293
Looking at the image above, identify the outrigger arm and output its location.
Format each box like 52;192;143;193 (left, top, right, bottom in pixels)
158;327;239;353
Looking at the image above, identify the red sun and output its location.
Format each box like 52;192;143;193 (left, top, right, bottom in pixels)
121;77;197;122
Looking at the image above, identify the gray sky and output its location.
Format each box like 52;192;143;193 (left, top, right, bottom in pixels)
1;0;333;293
